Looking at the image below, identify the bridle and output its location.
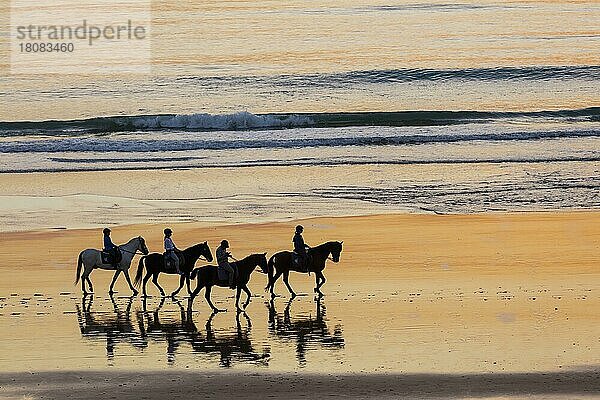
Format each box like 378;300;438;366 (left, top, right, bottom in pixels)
118;238;148;256
118;247;146;256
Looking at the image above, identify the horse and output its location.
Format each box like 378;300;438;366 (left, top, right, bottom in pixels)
188;253;268;313
76;236;149;296
133;241;213;298
265;241;343;298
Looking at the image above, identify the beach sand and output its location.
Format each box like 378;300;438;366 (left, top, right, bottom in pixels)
1;212;599;399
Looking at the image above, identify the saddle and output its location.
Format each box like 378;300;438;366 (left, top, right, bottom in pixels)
293;252;311;272
101;249;122;265
217;262;237;283
163;252;185;273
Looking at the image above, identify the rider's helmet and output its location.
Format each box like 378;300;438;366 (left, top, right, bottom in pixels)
164;228;173;236
296;225;304;233
221;239;229;248
103;228;111;235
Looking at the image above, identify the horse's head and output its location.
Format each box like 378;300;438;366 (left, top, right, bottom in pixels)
329;241;343;263
200;241;213;262
138;236;150;255
255;252;269;274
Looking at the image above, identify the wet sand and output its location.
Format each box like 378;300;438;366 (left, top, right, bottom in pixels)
1;212;599;398
3;369;600;399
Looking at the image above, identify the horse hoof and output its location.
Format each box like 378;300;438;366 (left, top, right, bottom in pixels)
132;291;139;296
108;291;115;295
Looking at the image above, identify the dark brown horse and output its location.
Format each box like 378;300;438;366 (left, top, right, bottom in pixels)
188;253;268;313
134;242;213;298
265;241;343;298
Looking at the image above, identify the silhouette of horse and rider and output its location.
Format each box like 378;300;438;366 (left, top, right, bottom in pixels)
75;225;344;312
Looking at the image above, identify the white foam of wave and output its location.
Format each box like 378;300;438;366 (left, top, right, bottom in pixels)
130;111;314;130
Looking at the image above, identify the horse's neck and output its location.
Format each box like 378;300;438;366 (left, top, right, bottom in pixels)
311;243;331;260
184;246;200;261
120;239;138;254
236;256;256;272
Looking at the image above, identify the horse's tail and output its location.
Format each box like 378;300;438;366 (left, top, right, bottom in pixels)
190;267;199;280
134;256;146;288
75;252;83;285
265;254;276;291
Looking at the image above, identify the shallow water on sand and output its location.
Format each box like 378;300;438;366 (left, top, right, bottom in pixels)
1;273;597;374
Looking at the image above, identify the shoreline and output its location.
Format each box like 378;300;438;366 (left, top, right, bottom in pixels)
1;208;600;235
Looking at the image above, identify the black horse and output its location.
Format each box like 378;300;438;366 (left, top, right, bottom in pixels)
265;241;343;299
134;242;213;298
188;253;268;313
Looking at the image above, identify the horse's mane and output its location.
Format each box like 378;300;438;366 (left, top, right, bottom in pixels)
184;242;206;252
312;241;338;251
236;253;264;264
120;237;141;246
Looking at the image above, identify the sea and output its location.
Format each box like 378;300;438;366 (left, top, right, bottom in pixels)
0;0;599;219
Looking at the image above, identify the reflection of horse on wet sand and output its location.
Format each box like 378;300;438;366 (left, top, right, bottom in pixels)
137;298;269;367
267;297;344;367
75;295;148;361
75;295;269;367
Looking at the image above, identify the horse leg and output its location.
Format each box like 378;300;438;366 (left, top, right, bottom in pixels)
205;286;225;313
142;271;152;297
171;275;185;297
282;271;297;299
236;287;243;313
315;271;326;297
185;276;192;296
152;273;166;297
109;270;121;295
187;280;203;311
81;268;91;295
123;270;138;296
270;270;283;298
242;285;252;310
85;274;94;293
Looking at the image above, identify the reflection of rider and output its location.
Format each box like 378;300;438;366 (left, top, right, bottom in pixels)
164;228;182;275
293;225;310;272
216;240;235;288
103;228;119;268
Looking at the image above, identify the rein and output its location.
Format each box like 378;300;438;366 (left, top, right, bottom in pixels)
118;247;145;256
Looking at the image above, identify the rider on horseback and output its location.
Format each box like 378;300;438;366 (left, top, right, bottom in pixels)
216;239;236;288
164;228;182;275
103;228;119;268
293;225;310;272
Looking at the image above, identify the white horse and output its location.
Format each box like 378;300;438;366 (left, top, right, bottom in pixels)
76;236;149;295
